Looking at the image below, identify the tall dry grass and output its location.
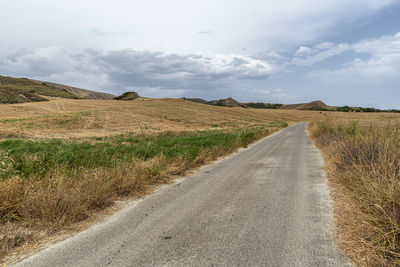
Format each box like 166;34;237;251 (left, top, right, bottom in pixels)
309;119;400;266
0;158;168;259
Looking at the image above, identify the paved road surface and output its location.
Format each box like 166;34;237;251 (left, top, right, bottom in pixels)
14;123;350;266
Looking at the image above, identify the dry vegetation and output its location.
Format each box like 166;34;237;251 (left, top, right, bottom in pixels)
309;119;400;266
1;97;398;139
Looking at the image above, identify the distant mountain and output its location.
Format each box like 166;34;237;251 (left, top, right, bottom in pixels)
280;100;334;111
0;75;115;104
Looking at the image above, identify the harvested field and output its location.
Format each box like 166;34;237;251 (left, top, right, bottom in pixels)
1;98;399;139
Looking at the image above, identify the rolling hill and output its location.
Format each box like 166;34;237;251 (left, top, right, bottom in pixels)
36;80;115;100
280;100;334;111
0;75;115;104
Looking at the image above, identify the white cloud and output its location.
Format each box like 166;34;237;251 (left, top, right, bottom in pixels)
292;32;400;67
292;43;351;66
353;32;400;55
309;32;400;75
295;46;318;56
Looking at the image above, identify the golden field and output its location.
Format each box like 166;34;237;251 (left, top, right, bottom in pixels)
1;97;399;139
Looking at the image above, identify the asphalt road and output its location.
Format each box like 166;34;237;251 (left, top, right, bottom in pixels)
13;123;350;266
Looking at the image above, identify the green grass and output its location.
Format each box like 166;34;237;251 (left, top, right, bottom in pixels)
0;128;264;180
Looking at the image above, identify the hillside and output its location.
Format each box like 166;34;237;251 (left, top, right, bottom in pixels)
280;100;334;111
0;86;48;104
0;76;78;101
35;80;115;100
0;75;115;104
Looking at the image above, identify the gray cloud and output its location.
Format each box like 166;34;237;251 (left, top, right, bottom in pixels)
0;48;275;97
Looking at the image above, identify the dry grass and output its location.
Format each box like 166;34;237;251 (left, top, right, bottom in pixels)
309;119;400;266
0;158;168;262
1;98;398;139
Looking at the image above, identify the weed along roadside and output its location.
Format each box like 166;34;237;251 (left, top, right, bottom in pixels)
309;119;400;266
0;125;286;263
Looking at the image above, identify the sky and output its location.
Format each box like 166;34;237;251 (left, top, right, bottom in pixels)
1;0;400;108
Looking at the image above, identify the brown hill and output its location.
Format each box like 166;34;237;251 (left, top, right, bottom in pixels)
0;75;116;104
280;100;334;111
36;80;115;100
0;75;78;101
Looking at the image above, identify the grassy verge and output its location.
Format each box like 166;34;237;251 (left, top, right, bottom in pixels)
309;119;400;266
0;126;280;262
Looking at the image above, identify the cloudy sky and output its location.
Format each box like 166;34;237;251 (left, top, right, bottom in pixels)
1;0;400;108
